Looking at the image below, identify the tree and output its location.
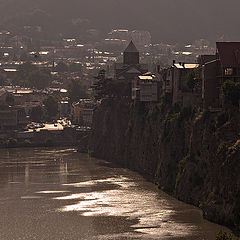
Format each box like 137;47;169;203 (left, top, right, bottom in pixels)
56;62;68;72
69;63;82;73
30;105;44;122
92;69;132;100
0;74;6;86
14;62;51;89
216;231;236;240
68;79;88;103
5;94;14;106
222;79;240;107
17;61;37;79
92;77;130;100
28;70;51;89
14;62;37;86
43;96;59;119
20;52;29;61
92;77;109;100
4;138;17;148
92;70;107;100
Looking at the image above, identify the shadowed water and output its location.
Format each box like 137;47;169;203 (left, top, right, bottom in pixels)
0;148;231;240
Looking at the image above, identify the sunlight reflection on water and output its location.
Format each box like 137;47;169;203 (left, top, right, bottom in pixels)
55;176;197;237
0;148;232;240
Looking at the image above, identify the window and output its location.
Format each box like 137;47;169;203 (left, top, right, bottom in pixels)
225;68;233;76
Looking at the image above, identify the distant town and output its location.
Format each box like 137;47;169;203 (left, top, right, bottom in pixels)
0;27;239;148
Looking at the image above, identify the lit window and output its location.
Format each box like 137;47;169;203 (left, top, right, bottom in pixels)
225;68;233;76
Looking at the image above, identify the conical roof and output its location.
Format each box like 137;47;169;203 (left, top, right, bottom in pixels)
124;41;139;53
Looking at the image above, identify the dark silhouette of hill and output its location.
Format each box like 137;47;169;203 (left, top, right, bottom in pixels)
0;0;240;43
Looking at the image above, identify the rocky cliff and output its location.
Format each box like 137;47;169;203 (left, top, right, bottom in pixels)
89;97;240;234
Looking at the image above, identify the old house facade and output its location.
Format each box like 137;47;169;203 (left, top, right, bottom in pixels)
71;99;95;127
0;106;27;130
202;42;240;109
160;62;201;107
132;73;161;102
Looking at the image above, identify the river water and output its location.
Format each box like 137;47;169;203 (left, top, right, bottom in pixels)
0;148;231;240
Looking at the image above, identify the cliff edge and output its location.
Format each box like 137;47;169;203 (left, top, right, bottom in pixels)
89;97;240;234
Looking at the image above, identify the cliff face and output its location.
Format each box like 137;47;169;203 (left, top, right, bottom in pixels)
89;98;240;233
176;110;240;230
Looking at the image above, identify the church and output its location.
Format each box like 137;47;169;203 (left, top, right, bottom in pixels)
114;41;148;81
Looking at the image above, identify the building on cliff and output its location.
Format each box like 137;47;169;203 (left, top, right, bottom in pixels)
113;41;148;98
132;72;161;102
157;42;240;110
159;61;201;107
71;99;95;127
171;62;201;107
202;42;240;109
114;41;148;82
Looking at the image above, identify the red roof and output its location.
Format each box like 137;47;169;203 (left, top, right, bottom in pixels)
216;42;240;68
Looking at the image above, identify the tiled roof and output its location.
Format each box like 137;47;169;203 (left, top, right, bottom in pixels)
216;42;240;68
126;67;141;74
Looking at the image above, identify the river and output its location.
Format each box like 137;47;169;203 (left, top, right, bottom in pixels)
0;148;231;240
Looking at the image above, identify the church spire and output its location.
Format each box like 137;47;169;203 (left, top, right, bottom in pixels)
124;40;139;53
123;41;139;65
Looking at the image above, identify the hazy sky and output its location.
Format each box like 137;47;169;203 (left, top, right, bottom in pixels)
0;0;240;43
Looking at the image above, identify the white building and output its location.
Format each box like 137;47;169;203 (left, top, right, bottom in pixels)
132;73;160;102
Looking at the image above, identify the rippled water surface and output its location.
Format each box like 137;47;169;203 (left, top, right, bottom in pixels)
0;148;231;239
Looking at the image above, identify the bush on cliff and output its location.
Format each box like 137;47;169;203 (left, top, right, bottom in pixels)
222;80;240;107
233;190;240;228
93;76;130;100
216;231;237;240
24;139;31;147
4;138;17;148
215;111;229;128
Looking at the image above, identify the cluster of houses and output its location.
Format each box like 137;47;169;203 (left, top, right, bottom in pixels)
0;86;95;131
114;41;240;110
0;85;95;147
1;40;239;138
71;99;95;127
0;88;39;130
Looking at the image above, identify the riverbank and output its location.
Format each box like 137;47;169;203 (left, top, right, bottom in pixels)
88;98;240;236
0;127;89;149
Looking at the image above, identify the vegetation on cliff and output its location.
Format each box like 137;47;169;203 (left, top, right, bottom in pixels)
216;231;240;240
